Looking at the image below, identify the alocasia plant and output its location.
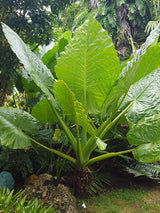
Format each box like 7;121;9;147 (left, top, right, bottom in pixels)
1;17;160;193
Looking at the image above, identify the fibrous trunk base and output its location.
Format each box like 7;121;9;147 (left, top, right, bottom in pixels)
73;169;91;196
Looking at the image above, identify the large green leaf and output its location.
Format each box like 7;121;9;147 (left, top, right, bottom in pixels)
127;112;160;163
0;107;40;149
130;44;160;84
121;24;160;78
31;98;58;125
42;31;72;77
58;31;72;54
102;23;160;116
103;43;160;116
54;80;95;136
133;143;160;163
121;69;160;123
55;17;120;113
127;113;160;146
18;69;39;98
42;43;59;77
2;23;57;107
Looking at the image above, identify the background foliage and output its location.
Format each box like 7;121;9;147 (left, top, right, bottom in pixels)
0;0;56;106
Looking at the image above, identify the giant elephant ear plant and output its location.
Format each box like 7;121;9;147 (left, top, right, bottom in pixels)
1;17;160;194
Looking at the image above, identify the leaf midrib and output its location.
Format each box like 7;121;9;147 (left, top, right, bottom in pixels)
83;41;87;109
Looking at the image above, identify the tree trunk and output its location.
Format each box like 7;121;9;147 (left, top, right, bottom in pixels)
114;4;132;59
90;0;98;9
0;82;8;106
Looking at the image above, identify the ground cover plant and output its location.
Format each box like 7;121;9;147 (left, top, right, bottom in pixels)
0;188;55;213
83;185;160;213
1;17;160;194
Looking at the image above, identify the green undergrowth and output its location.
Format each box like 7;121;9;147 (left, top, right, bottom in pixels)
79;184;160;213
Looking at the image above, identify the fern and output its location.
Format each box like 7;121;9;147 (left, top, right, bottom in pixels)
145;17;160;34
125;162;160;180
145;0;160;33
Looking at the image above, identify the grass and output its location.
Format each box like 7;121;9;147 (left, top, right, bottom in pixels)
79;184;160;213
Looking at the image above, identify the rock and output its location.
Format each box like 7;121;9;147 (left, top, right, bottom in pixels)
34;173;53;186
53;184;77;213
25;174;38;185
0;171;15;191
24;173;78;213
42;186;48;198
66;205;78;213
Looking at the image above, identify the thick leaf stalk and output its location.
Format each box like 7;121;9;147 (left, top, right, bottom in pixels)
29;136;76;164
83;101;134;161
84;149;134;169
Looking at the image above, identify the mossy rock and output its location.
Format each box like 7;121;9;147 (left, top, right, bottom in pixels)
0;171;15;191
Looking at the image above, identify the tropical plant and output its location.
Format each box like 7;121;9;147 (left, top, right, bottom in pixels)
97;0;150;34
0;0;58;106
50;0;74;16
0;144;54;180
59;2;81;31
145;0;160;33
125;161;160;180
72;0;98;30
0;188;55;212
1;17;160;194
96;0;151;59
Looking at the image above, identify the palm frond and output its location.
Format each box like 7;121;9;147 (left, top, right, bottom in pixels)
87;172;110;194
145;17;160;34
